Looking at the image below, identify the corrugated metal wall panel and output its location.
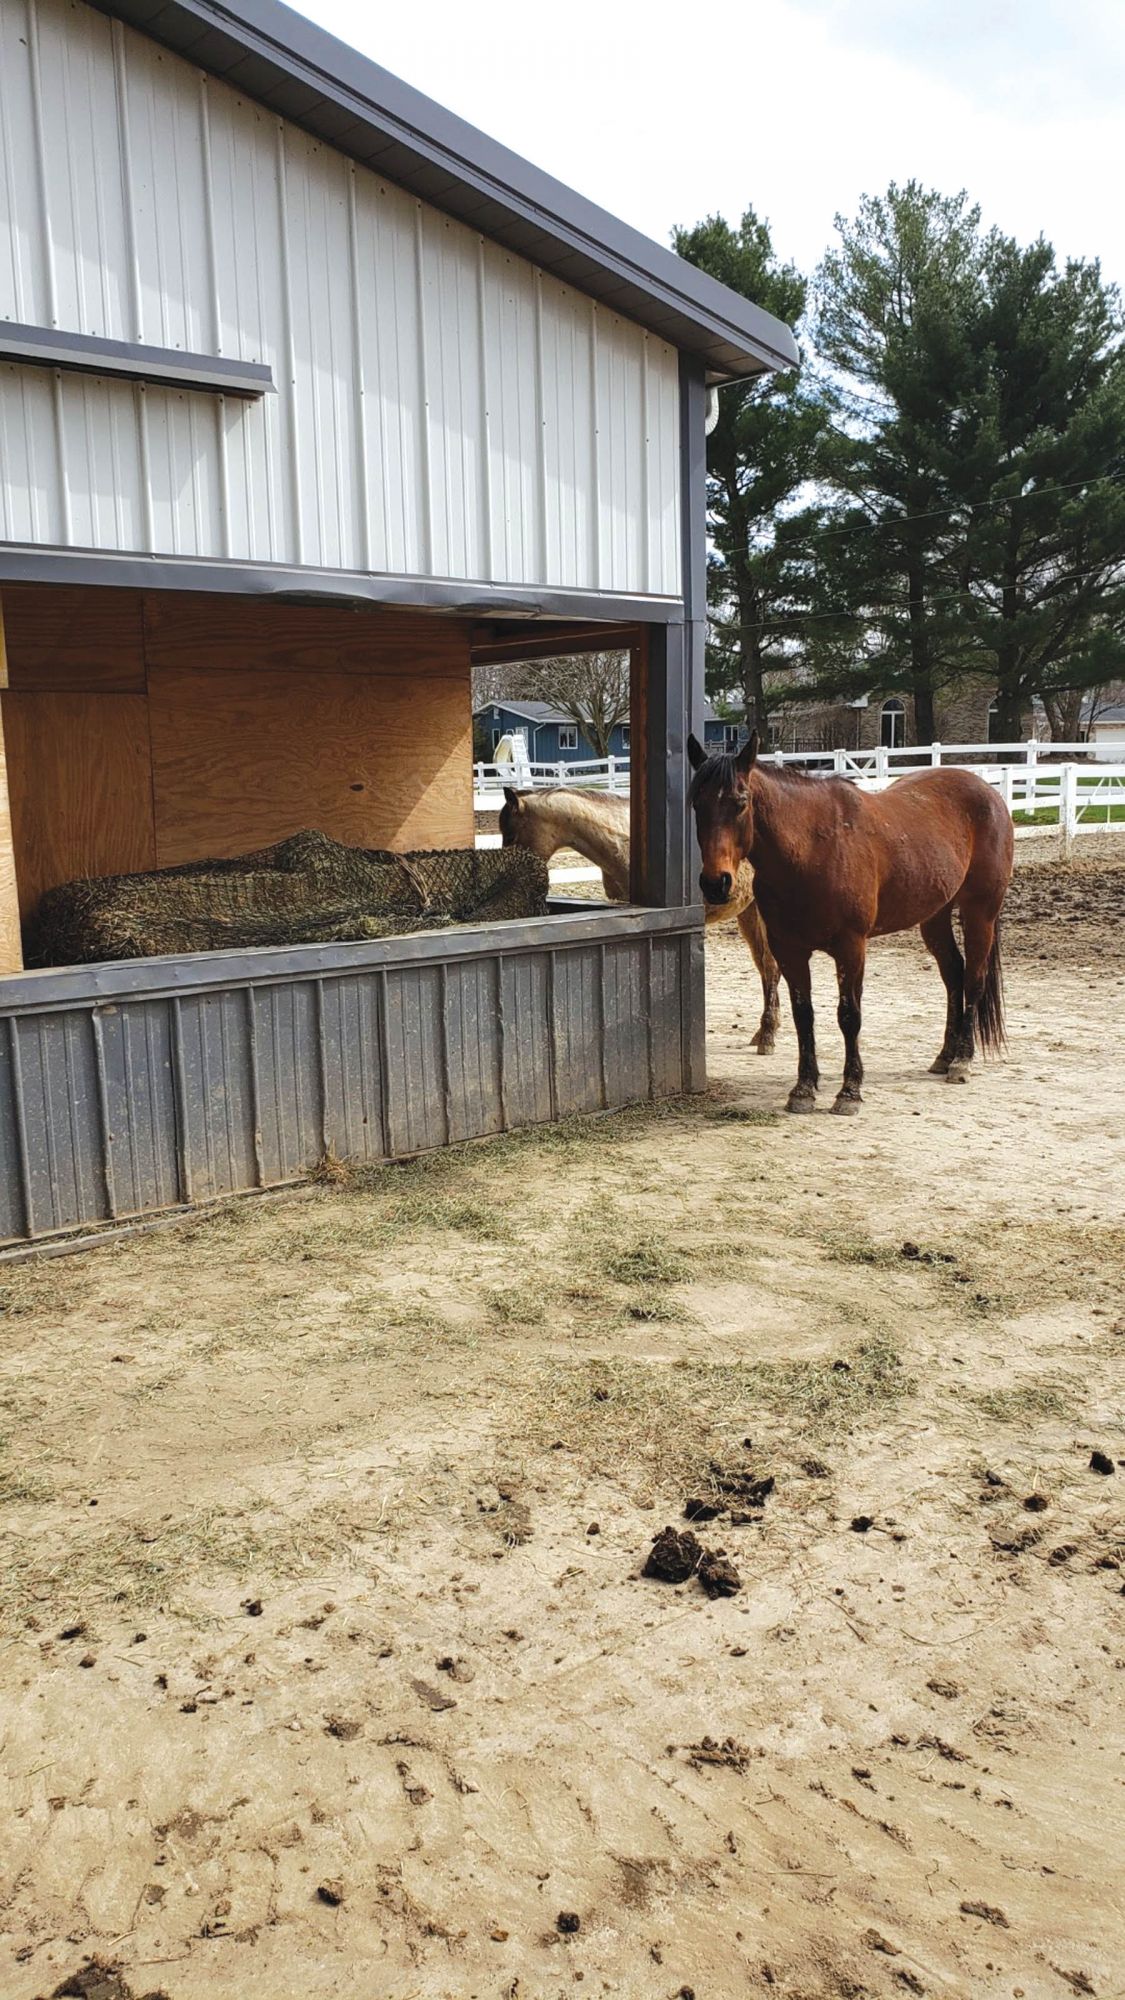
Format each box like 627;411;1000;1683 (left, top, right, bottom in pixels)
352;175;429;579
0;366;62;543
0;1021;27;1240
0;918;697;1247
382;965;447;1158
281;130;364;572
0;0;681;596
319;972;385;1164
443;957;503;1145
56;372;145;550
250;980;323;1186
423;211;489;584
497;954;553;1130
173;989;257;1199
648;936;684;1099
9;1011;108;1233
207;88;291;562
33;0;132;338
601;940;650;1107
549;946;604;1118
482;241;541;588
540;286;596;590
96;998;180;1218
0;6;40;324
124;32;214;354
596;313;646;596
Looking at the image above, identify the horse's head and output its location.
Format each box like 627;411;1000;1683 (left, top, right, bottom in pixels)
499;786;552;861
687;731;758;905
498;786;524;848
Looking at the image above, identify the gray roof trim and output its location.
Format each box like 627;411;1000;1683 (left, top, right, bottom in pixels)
0;541;682;625
0;321;274;398
89;0;798;383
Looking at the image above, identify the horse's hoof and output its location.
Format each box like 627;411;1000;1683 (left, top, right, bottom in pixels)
945;1061;971;1085
830;1094;862;1116
928;1054;951;1075
786;1090;817;1114
756;1038;776;1057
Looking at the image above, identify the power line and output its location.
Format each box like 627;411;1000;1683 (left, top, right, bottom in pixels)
709;556;1125;638
712;469;1124;553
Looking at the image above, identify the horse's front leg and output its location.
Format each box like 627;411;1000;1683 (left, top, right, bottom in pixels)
831;936;867;1115
737;905;780;1055
775;948;818;1112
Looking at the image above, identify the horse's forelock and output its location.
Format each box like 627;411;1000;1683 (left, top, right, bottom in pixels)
688;752;741;809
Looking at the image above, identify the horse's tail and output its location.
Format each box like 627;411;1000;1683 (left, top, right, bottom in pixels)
977;919;1006;1055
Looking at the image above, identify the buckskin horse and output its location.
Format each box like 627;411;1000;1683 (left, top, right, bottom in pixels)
687;734;1013;1113
500;784;782;1052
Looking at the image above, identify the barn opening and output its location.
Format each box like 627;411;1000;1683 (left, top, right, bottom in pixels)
0;585;671;965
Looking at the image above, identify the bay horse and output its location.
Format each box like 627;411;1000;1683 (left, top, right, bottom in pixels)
686;734;1013;1113
499;785;782;1053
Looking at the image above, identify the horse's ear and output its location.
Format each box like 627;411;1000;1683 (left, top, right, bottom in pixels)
686;733;706;771
736;731;759;777
502;786;520;810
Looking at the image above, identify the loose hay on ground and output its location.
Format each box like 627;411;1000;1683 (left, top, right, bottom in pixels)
522;1336;912;1487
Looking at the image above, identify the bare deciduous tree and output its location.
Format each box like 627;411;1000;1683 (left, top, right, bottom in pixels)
541;651;630;758
472;651;631;759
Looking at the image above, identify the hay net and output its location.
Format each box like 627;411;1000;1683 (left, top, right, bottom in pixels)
25;830;550;966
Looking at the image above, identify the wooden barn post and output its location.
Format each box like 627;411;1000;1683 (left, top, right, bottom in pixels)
0;596;23;975
631;354;707;1087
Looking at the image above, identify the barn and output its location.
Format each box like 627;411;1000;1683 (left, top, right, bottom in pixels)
0;0;796;1249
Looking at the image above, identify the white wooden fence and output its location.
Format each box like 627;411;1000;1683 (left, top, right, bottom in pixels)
473;755;628;809
475;739;1125;848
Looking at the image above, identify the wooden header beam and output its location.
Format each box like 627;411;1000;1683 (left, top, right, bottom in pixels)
469;621;644;667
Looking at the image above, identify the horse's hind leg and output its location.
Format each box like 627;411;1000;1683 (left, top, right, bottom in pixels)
920;904;964;1074
738;904;780;1054
830;934;866;1115
945;901;1000;1084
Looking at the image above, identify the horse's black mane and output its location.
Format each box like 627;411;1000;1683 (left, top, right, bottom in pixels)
688;752;836;805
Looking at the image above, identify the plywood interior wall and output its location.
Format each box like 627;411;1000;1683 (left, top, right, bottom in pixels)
0;585;474;918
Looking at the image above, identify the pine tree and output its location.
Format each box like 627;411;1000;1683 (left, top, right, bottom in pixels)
812;183;985;743
959;235;1125;739
672;211;828;735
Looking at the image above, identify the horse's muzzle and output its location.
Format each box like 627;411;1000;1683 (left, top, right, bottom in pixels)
700;871;733;905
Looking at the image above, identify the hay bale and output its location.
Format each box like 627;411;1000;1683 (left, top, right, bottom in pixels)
25;831;550;967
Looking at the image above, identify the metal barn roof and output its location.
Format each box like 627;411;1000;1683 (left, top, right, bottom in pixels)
89;0;798;385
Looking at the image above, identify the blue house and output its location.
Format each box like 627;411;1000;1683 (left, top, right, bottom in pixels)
701;700;749;753
475;701;631;765
475;697;745;766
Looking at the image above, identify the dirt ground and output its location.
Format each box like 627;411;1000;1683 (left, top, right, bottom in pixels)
2;846;1124;2000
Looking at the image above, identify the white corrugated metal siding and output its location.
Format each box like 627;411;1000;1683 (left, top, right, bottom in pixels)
0;0;682;596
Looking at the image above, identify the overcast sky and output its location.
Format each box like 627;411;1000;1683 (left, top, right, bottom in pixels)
299;0;1124;296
